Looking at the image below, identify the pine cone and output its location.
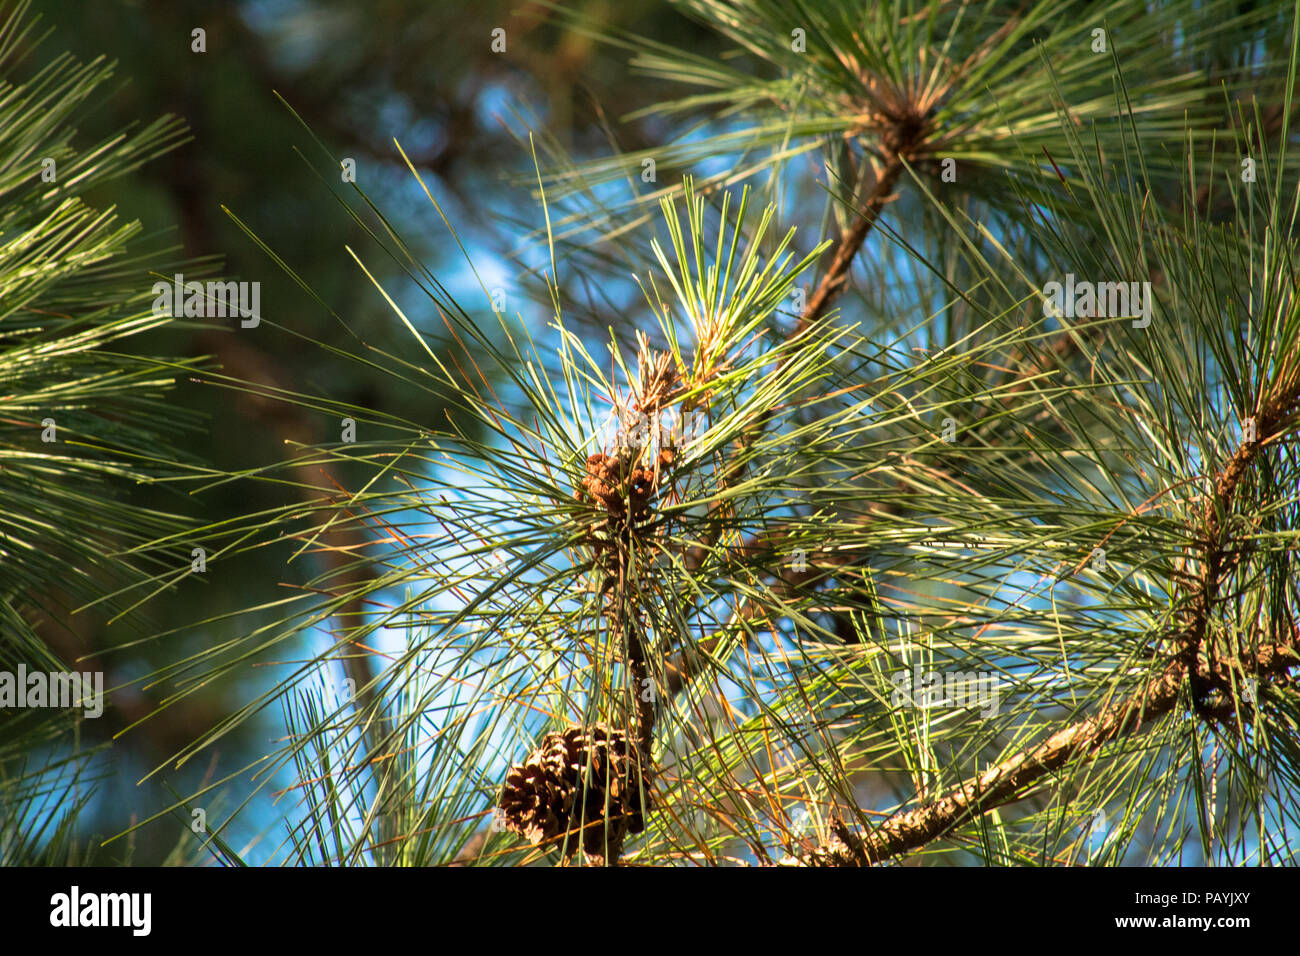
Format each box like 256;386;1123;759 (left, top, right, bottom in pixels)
498;724;651;861
576;452;663;524
578;453;626;516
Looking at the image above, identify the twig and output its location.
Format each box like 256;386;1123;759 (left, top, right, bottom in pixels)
808;379;1300;865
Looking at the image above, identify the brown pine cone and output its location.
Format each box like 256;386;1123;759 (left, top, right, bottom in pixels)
497;724;651;861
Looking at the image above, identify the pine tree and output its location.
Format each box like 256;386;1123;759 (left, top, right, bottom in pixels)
62;0;1300;866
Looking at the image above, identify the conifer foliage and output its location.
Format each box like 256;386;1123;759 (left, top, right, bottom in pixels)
7;0;1300;868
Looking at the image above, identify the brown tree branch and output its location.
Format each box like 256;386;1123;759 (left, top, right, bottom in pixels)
801;378;1300;865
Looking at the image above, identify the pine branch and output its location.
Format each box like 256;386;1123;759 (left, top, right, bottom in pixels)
797;158;906;335
799;375;1300;865
667;148;912;696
